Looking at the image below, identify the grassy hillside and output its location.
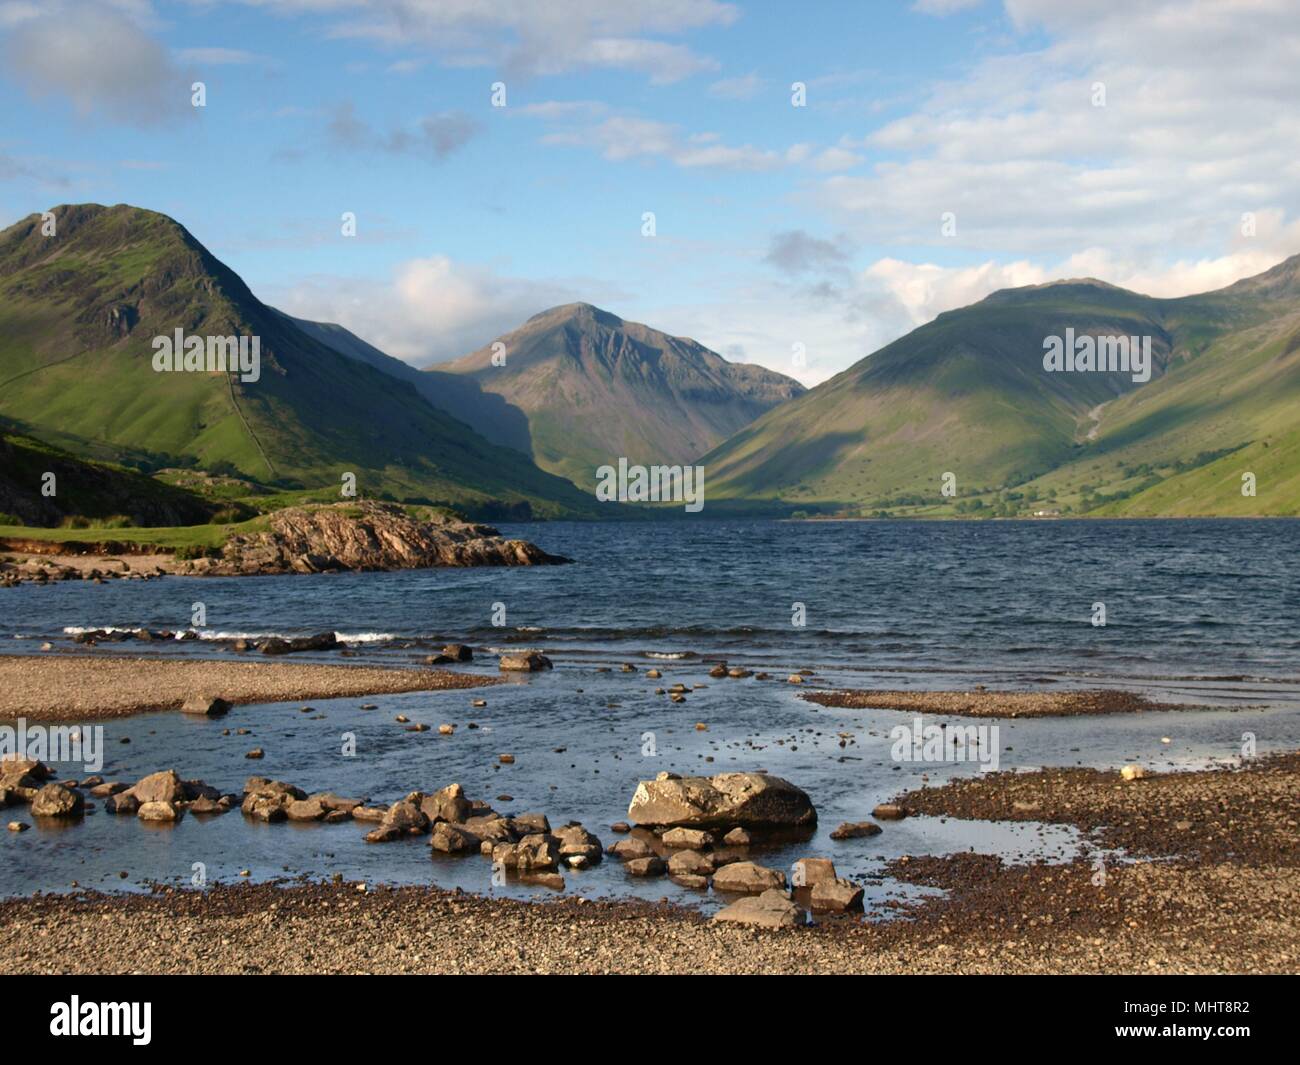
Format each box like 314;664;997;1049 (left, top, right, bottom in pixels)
0;204;600;520
0;428;239;528
703;263;1300;518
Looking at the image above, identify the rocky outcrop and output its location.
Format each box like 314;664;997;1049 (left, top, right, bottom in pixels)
627;772;816;829
180;501;569;576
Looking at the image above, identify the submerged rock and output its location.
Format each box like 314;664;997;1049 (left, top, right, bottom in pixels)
499;652;553;672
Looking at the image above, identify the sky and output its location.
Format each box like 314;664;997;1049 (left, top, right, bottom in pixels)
2;0;1299;385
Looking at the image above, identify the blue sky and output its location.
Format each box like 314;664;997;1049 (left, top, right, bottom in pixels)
2;0;1298;383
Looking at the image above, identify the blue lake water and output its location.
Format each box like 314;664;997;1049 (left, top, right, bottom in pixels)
2;518;1298;911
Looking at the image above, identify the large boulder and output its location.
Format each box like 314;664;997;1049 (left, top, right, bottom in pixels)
420;783;470;824
365;793;431;842
129;770;187;805
627;772;816;829
31;783;84;818
0;757;50;799
430;821;480;854
810;878;865;913
712;861;786;894
712;889;802;929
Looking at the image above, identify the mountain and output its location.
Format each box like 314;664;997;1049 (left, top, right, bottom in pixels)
0;204;597;519
701;260;1300;517
427;303;805;489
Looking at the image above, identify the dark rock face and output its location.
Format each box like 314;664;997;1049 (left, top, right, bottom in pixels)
627;772;817;830
185;501;570;577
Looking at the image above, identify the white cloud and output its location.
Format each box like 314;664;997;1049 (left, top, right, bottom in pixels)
708;72;763;100
814;0;1300;273
225;0;737;83
2;1;188;126
264;255;617;366
543;116;788;171
175;47;260;65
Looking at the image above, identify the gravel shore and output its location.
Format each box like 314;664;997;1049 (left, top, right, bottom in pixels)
803;688;1185;717
3;754;1294;974
0;654;499;721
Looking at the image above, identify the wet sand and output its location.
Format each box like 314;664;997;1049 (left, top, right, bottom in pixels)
3;753;1294;974
803;688;1184;717
0;654;499;721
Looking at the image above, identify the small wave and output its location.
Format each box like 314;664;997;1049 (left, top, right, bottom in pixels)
642;650;698;660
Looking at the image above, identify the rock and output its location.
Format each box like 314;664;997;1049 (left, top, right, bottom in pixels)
181;695;231;716
511;812;550;835
646;669;661;679
787;674;805;684
830;821;882;840
129;770;186;805
7;821;28;832
871;803;906;820
499;652;553;672
521;872;565;891
499;754;515;765
670;873;711;890
137;800;182;822
351;806;387;823
463;816;517;843
245;748;265;760
260;632;339;655
187;796;226;815
89;781;128;798
667;850;715;877
430;821;480;854
313;793;362;813
810;877;864;913
442;644;473;661
438;724;455;735
611;821;631;834
241;778;305;822
106;792;140;815
793;858;837;886
1121;764;1147;781
624;856;665;877
31;783;83;818
723;827;752;846
662;827;713;849
627;772;816;829
0;757;50;793
713;861;786;894
553;824;603;865
368;794;430;840
712;889;801;929
420;783;470;824
608;837;654;861
286;798;328;821
492;834;560;872
709;664;728;678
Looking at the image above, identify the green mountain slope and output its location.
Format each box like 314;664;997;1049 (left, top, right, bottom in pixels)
428;302;805;489
0;428;229;527
703;261;1300;517
0;204;597;519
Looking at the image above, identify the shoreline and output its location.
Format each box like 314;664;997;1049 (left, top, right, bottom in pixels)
0;654;499;721
803;688;1188;717
2;754;1294;973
